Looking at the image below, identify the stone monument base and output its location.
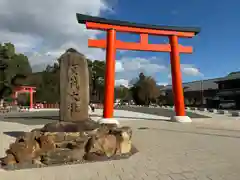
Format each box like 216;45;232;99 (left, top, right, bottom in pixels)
0;120;138;171
1;146;138;171
97;118;120;126
170;116;192;123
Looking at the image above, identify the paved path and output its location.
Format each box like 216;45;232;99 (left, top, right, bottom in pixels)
1;109;240;179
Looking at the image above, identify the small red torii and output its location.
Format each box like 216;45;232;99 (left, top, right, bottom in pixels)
76;14;200;123
12;86;36;109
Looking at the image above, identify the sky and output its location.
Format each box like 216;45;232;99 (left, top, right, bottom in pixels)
0;0;240;87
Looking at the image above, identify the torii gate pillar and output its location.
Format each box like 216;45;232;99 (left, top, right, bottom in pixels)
103;29;117;118
169;35;185;117
77;14;200;124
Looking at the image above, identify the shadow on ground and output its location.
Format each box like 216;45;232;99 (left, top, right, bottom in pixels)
116;106;210;118
0;107;210;126
2;114;171;126
4;125;240;141
3;131;26;138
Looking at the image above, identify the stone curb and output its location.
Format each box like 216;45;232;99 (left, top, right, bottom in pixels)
184;106;240;117
198;107;207;112
208;109;217;113
154;106;240;118
232;111;240;117
218;110;229;114
189;107;198;111
130;106;240;118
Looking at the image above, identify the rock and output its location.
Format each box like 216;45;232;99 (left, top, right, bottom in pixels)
0;153;17;166
113;126;132;140
64;132;89;142
85;134;118;158
84;126;133;160
7;138;40;163
38;134;56;152
1;120;134;169
41;147;85;165
110;126;132;155
23;131;42;141
42;132;66;142
52;132;89;149
40;120;100;132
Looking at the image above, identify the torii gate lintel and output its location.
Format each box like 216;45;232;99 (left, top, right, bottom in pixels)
76;13;201;122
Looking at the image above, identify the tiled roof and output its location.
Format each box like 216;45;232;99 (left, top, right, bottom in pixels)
161;78;220;92
215;71;240;82
160;71;240;92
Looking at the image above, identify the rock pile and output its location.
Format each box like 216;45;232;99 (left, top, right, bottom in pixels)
0;120;135;170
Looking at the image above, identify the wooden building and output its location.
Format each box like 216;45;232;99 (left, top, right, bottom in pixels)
215;71;240;109
160;71;240;109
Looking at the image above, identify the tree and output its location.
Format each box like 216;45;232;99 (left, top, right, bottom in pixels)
88;59;106;102
130;72;160;105
115;85;129;101
26;49;106;103
0;43;109;104
27;62;60;103
0;43;32;100
138;76;160;105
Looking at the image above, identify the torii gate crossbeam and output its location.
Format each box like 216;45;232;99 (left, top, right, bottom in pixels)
76;13;200;123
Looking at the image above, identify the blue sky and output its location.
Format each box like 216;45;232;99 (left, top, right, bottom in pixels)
1;0;240;86
99;0;240;84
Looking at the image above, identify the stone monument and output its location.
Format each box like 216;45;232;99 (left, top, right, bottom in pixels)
59;48;89;122
0;49;137;170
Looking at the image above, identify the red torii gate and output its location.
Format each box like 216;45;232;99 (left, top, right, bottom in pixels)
12;86;36;109
76;14;200;123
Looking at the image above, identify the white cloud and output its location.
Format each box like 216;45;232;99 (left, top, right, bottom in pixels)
0;0;111;66
115;79;129;87
118;50;128;54
157;82;168;86
0;30;42;53
181;64;203;77
115;56;167;86
116;56;166;73
167;64;203;78
115;61;124;72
